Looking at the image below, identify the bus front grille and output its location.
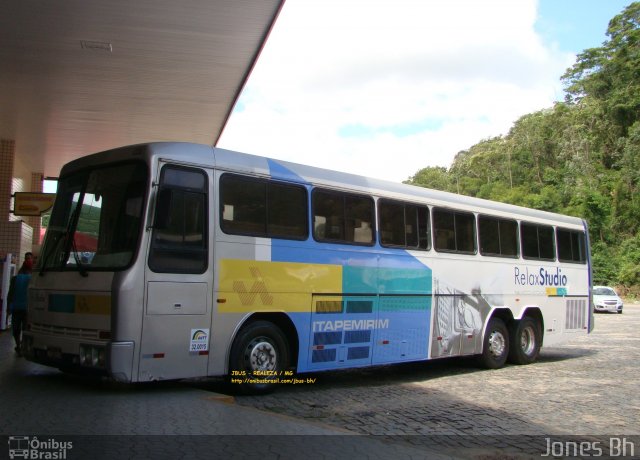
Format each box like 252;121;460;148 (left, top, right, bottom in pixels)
29;323;101;340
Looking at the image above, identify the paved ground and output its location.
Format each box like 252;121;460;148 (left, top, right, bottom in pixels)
0;333;453;459
228;303;640;458
1;305;639;459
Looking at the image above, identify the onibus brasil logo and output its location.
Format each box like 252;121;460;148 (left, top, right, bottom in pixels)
8;436;73;459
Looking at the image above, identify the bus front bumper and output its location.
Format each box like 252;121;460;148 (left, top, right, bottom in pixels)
22;333;134;382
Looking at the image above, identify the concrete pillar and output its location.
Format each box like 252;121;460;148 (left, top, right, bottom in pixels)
0;139;15;223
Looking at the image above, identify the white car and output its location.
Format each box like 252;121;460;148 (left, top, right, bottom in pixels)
593;286;623;314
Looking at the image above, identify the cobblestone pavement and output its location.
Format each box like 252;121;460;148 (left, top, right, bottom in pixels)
227;304;640;458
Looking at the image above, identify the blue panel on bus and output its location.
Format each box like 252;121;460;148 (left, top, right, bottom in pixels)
343;266;376;293
372;296;431;364
378;267;432;294
267;159;309;184
266;160;434;372
347;346;370;360
345;300;373;314
312;349;337;363
313;332;342;346
344;330;371;343
269;240;434;371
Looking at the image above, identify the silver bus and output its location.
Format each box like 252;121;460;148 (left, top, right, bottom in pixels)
24;142;592;392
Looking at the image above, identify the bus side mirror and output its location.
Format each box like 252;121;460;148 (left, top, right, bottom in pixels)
153;188;173;230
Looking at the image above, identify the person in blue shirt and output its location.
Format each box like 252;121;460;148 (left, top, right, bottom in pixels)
8;253;33;356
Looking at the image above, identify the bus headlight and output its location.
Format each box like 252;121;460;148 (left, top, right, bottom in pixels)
79;346;89;365
80;344;106;368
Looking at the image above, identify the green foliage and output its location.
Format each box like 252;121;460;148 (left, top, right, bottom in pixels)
40;205;100;237
76;205;100;236
407;2;640;291
590;242;619;285
563;2;640;135
405;166;454;192
618;234;640;286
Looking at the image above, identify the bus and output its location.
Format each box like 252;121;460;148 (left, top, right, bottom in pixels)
23;142;593;392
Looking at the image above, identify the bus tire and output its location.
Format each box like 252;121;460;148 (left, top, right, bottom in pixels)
478;317;509;369
228;320;290;395
508;317;541;365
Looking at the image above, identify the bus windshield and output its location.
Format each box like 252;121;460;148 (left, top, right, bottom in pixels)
39;162;148;272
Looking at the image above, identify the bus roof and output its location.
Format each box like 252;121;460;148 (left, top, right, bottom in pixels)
61;142;585;228
213;146;585;228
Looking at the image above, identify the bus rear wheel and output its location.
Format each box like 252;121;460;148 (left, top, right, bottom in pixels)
508;317;541;365
228;320;290;395
478;317;509;369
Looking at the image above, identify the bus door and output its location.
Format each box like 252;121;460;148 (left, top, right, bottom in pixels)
139;163;213;381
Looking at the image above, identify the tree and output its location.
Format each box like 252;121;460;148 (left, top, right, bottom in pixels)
562;2;640;135
405;166;453;192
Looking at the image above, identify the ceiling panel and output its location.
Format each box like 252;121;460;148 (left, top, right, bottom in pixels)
0;0;284;177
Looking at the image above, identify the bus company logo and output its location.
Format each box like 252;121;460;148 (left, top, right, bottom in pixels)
313;319;390;332
8;436;73;459
514;266;568;287
232;267;273;306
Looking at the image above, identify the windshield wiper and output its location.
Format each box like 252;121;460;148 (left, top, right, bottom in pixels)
38;231;61;277
64;195;89;277
70;234;88;277
41;192;86;277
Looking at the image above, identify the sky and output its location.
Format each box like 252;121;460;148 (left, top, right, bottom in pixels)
218;0;633;183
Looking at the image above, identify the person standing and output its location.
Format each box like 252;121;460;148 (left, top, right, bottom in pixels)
8;253;33;356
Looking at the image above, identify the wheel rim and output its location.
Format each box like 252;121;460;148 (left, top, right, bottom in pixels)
245;337;277;371
488;330;506;358
520;325;536;356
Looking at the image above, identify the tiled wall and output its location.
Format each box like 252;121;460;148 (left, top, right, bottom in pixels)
0;139;15;223
0;138;41;261
0;221;33;264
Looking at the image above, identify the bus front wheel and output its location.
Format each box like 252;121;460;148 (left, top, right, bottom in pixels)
478;317;509;369
508;317;541;365
228;320;290;395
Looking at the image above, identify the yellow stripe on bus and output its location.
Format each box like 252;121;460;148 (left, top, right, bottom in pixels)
218;259;342;313
75;295;111;315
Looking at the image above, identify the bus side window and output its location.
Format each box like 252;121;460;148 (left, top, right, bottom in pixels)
312;189;374;245
433;208;476;254
220;174;308;240
148;166;208;274
479;215;519;258
378;199;430;250
557;228;586;263
345;195;373;244
521;222;555;261
312;216;323;239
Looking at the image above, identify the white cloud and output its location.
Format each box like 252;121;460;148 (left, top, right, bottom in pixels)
219;0;575;182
